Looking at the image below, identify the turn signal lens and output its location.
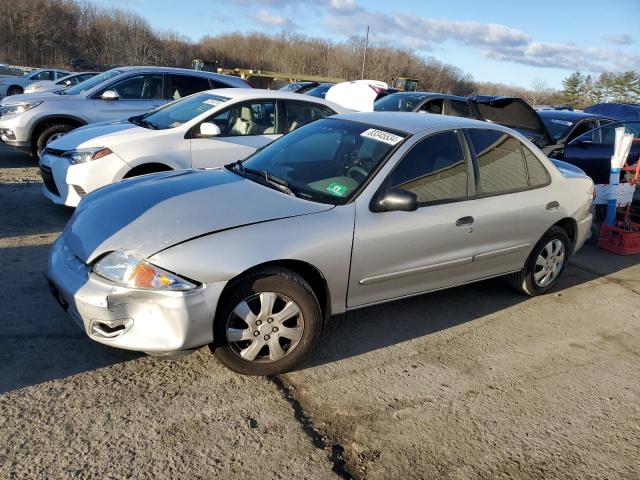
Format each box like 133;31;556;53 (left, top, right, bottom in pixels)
93;251;196;291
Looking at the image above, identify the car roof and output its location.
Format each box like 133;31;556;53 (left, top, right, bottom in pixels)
112;66;248;87
200;88;347;109
537;109;609;121
332;111;494;134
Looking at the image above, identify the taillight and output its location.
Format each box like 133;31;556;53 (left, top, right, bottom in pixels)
369;84;387;95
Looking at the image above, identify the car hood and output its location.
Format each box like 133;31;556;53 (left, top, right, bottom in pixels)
0;91;60;105
63;168;333;263
469;96;552;147
47;120;148;150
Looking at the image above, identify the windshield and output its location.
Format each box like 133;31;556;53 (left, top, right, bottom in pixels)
135;93;230;130
374;94;427;112
63;69;123;95
541;116;575;142
233;118;408;205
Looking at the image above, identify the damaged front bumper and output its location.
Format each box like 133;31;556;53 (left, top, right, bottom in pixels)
47;236;226;353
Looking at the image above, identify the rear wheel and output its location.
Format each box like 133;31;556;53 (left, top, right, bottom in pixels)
212;267;321;375
7;85;23;96
35;124;75;157
507;226;570;296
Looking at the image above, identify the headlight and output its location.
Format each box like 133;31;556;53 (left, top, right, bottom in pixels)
62;147;112;164
0;101;42;116
93;251;196;291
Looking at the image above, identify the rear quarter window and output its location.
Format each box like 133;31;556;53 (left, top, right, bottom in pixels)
468;129;529;195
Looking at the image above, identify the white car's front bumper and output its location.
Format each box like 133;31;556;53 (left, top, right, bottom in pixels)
47;236;227;353
39;150;129;207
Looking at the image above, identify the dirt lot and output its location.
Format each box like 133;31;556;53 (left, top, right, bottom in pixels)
0;143;639;479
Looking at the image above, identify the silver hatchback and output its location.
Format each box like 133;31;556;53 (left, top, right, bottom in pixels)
48;113;594;375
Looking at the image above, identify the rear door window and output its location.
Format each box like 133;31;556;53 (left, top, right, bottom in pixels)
468;129;529;195
521;146;550;187
420;99;443;115
284;102;335;132
448;100;471;118
168;75;212;100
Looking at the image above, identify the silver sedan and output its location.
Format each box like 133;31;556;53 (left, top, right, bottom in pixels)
47;112;594;375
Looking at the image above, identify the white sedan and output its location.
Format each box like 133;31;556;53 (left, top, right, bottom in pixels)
39;89;348;207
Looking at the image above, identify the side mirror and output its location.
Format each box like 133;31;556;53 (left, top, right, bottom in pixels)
199;122;221;137
101;90;119;101
370;188;418;213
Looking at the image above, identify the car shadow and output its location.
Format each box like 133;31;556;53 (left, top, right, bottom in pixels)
0;144;36;168
0;182;73;239
298;245;640;371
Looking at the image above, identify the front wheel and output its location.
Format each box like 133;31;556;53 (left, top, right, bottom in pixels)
7;85;23;96
35;124;76;157
507;226;570;296
211;267;321;375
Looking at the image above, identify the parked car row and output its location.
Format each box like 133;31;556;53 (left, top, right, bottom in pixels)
39;89;347;206
0;68;72;97
0;66;600;375
0;66;250;156
24;72;99;94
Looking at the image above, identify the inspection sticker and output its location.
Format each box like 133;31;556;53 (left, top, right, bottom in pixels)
360;128;404;146
326;182;348;196
203;99;223;107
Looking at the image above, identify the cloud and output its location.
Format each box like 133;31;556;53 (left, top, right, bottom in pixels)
603;33;634;45
236;0;640;73
323;2;640;73
253;9;297;30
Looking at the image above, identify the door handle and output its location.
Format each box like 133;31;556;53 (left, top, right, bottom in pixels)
546;201;560;210
455;216;474;227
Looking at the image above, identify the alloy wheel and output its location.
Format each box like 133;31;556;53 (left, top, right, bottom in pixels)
534;239;565;287
226;292;304;363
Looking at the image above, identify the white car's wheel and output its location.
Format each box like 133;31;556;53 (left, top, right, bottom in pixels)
35;124;76;157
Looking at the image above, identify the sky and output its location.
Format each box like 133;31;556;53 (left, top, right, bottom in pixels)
95;0;640;89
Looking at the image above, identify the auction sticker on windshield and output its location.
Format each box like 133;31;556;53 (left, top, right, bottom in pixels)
361;128;404;146
326;182;348;196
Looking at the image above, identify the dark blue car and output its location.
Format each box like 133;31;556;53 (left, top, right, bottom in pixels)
584;103;640;121
562;120;640;184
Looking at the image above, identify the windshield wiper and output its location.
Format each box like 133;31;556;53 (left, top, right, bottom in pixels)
231;161;295;196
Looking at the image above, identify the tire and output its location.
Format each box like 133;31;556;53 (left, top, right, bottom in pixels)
507;226;570;296
35;124;76;157
123;164;172;178
7;85;23;96
211;267;322;375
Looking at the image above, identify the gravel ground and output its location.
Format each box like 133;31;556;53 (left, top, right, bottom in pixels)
0;143;639;479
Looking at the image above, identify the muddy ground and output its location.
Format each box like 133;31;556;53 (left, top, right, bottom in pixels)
0;143;638;479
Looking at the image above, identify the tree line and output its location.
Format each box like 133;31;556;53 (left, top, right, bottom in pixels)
0;0;475;93
561;71;640;109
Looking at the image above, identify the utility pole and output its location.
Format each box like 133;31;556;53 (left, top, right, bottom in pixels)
361;25;369;79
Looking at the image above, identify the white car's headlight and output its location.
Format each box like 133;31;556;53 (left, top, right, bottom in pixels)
62;147;112;164
93;251;197;291
0;101;42;116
